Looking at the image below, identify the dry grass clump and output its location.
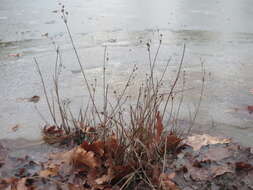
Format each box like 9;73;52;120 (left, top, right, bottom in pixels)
33;5;205;189
35;42;192;188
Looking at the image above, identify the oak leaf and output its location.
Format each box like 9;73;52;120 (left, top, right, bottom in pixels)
72;147;100;169
184;134;230;151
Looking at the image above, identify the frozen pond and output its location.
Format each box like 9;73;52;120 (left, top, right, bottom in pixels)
0;0;253;146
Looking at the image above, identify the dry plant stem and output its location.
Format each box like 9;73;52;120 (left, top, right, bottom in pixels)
53;74;69;133
140;169;156;190
147;37;162;94
147;44;152;83
172;71;186;134
51;90;56;122
63;17;102;123
69;109;78;130
162;136;168;174
106;67;136;123
187;61;205;135
103;46;108;124
34;105;48;125
162;44;186;119
119;172;137;190
53;52;70;133
34;58;57;126
150;39;162;90
158;57;171;87
90;79;98;127
54;47;60;81
53;51;70;134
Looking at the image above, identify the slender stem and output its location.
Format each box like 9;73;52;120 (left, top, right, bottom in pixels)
34;58;57;125
63;19;102;123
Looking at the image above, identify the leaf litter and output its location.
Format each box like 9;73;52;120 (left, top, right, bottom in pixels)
0;133;252;190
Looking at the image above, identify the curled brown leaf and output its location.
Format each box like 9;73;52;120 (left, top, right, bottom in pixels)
72;147;100;169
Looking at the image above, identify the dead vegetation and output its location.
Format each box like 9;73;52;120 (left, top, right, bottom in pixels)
0;4;211;190
34;39;189;188
1;134;253;190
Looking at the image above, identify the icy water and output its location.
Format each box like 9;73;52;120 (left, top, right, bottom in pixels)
0;0;253;146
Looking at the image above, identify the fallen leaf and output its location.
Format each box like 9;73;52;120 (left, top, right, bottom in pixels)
166;134;182;151
49;148;74;163
28;95;40;103
72;146;100;169
211;165;233;178
247;105;253;114
11;125;20;132
81;141;104;157
41;33;49;37
39;164;59;177
43;125;63;135
184;134;230;151
8;53;21;57
160;173;180;190
235;162;253;172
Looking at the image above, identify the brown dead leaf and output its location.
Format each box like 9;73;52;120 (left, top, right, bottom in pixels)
81;140;104;157
184;134;230;151
49;148;74;163
11;125;20;132
39;164;59;177
160;173;180;190
211;165;233;178
235;162;253;172
166;134;181;151
8;53;21;57
28;95;40;103
247;105;253;114
72;146;100;169
43;125;63;136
